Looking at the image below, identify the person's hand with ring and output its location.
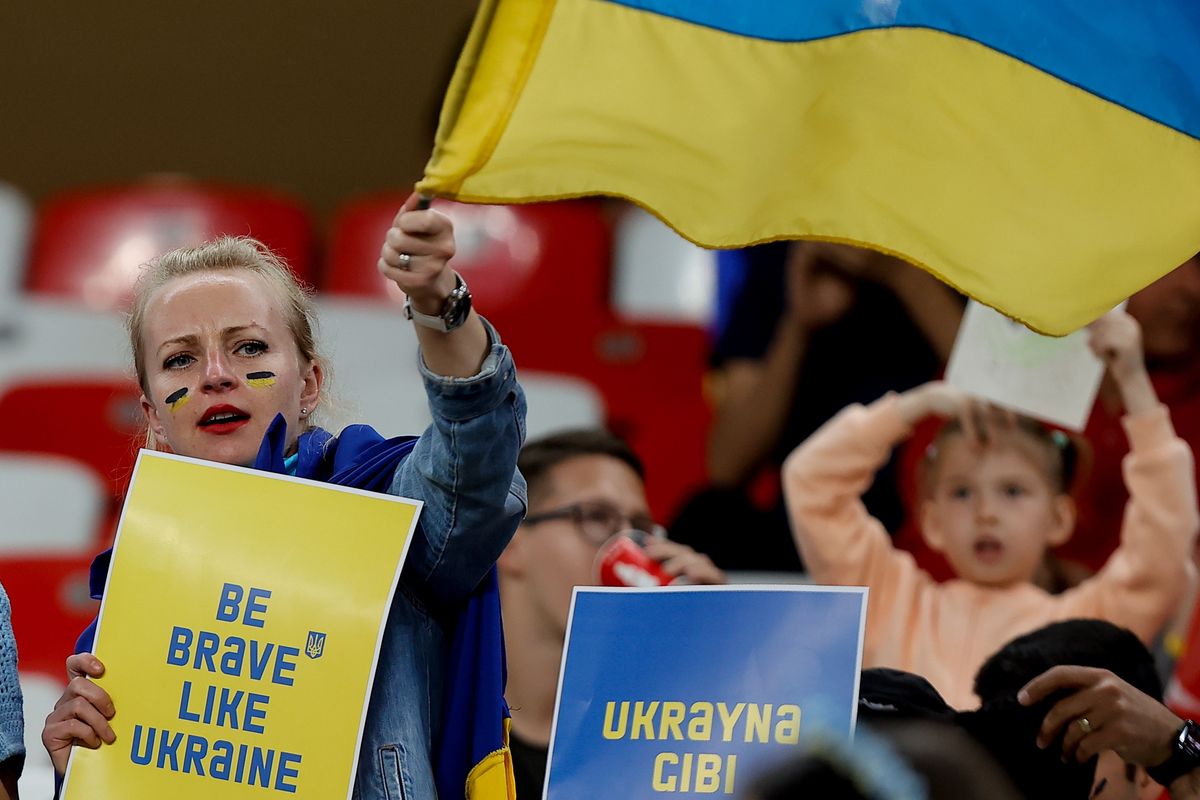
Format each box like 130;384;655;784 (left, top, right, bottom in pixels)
1019;665;1182;766
377;193;457;309
376;192;489;379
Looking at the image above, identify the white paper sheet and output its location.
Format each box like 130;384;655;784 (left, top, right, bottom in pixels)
945;301;1110;430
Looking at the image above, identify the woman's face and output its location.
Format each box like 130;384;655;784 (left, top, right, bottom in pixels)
139;270;322;466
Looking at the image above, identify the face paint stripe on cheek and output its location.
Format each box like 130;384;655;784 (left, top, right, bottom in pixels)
246;371;277;388
165;387;190;412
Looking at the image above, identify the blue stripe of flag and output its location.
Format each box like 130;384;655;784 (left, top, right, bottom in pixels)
601;0;1200;140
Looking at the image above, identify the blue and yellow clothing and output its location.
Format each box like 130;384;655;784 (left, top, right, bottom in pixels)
78;320;526;799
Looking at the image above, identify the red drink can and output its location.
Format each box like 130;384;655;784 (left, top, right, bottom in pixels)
594;532;674;587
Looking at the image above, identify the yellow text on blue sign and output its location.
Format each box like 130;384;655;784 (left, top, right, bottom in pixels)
601;700;802;794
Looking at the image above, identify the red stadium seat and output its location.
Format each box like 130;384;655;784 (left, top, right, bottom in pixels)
508;321;712;520
0;383;141;683
28;180;316;311
1;554;98;678
0;377;145;535
0;453;105;554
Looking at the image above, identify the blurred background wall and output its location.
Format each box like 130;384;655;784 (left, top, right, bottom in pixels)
0;1;476;217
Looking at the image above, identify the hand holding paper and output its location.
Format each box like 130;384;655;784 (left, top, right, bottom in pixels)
896;381;1016;448
59;452;419;799
42;653;115;774
1087;310;1157;417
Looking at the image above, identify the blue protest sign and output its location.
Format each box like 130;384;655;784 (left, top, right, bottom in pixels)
544;585;868;798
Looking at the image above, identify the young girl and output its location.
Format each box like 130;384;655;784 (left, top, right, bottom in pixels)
40;194;526;798
784;310;1198;709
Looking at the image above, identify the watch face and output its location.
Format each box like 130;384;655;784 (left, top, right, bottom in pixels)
440;276;472;330
1181;721;1200;759
403;274;472;331
1150;720;1200;787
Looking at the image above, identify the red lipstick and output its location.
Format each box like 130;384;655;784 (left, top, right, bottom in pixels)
198;404;251;435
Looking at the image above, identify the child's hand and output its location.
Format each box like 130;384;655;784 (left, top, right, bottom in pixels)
897;381;968;425
1088;310;1148;384
1088;310;1158;416
896;381;1013;445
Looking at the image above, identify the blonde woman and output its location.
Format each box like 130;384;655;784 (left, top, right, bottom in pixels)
42;194;526;798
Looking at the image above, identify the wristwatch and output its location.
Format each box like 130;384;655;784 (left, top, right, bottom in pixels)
404;271;472;332
1148;719;1200;787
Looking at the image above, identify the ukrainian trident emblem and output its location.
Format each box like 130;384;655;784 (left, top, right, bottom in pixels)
305;631;327;659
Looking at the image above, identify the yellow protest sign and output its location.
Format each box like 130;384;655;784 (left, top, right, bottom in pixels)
61;450;420;799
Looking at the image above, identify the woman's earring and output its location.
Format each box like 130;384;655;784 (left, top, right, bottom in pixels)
300;407;308;417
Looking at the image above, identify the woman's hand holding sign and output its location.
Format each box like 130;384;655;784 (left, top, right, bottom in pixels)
42;653;116;773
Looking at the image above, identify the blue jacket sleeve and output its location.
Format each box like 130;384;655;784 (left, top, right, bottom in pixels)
391;318;528;607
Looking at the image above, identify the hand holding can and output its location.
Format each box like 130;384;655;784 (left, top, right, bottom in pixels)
595;531;727;587
595;531;675;587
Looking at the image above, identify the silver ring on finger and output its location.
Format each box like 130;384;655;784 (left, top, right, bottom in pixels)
1076;717;1092;734
397;252;412;269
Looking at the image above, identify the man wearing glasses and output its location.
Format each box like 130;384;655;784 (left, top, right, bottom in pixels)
499;429;725;799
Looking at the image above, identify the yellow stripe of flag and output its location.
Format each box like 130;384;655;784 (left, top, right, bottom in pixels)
419;0;1200;335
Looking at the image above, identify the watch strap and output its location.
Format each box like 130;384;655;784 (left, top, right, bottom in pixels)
404;272;471;332
1148;720;1200;787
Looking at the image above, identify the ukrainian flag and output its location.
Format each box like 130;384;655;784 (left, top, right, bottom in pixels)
418;0;1200;335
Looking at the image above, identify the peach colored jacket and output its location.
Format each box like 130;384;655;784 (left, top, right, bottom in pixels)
784;395;1198;710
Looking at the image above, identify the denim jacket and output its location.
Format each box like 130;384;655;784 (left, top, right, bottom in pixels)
0;584;23;775
354;322;527;799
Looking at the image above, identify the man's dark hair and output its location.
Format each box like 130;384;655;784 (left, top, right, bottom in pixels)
858;668;954;722
973;618;1161;703
518;429;645;504
956;619;1161;800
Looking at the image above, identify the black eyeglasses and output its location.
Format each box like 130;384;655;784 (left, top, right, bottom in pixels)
522;501;666;546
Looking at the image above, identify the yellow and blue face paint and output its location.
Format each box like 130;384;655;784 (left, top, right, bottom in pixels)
246;371;277;389
165;388;190;413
